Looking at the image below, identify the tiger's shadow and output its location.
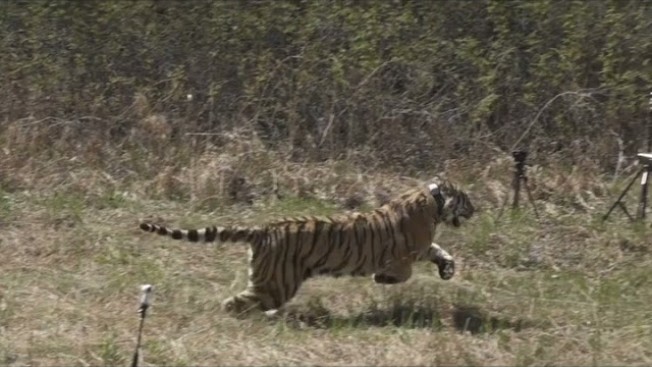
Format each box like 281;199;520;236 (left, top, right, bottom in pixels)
278;301;529;334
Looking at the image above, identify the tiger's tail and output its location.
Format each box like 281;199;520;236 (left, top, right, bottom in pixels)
139;222;260;244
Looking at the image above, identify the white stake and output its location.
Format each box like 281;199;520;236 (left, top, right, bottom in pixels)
131;284;153;367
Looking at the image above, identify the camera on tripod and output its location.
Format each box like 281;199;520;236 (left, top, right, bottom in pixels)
637;153;652;165
603;92;652;222
604;153;652;222
512;150;528;164
501;149;540;220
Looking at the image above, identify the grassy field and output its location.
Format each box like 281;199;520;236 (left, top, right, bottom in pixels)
1;2;649;363
1;162;652;366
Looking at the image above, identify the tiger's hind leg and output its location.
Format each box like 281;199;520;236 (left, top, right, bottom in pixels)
419;242;455;280
223;295;291;320
222;287;280;316
373;262;413;284
222;279;300;317
222;292;263;316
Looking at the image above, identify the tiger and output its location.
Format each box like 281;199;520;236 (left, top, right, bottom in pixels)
139;180;474;316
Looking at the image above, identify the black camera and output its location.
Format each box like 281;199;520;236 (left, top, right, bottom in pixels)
637;153;652;165
512;150;528;163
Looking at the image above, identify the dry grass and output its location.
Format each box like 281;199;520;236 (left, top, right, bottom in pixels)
1;122;652;365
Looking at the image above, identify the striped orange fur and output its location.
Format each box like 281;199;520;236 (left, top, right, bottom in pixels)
139;181;474;315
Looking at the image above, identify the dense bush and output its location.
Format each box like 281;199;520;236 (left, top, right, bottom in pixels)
1;0;650;172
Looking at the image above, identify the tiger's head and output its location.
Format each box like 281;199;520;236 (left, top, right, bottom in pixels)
428;181;474;227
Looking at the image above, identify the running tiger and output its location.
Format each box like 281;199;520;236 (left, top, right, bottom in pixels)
139;180;474;315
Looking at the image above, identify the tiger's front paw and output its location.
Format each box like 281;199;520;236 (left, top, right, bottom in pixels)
434;257;455;280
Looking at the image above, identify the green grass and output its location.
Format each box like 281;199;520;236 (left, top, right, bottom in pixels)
2;186;652;365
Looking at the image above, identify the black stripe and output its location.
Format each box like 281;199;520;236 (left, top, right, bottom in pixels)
270;288;283;309
171;230;183;239
337;224;347;249
376;214;389;265
315;222;336;265
157;226;168;235
205;226;217;242
280;224;294;304
378;246;388;266
220;227;230;242
233;229;246;242
313;236;331;270
331;246;352;274
246;229;259;245
300;221;323;266
313;250;330;269
339;227;354;271
356;226;366;267
293;221;306;281
351;254;367;275
398;215;411;251
353;220;363;246
258;229;279;284
435;192;445;218
188;230;199;242
330;223;341;250
368;217;376;267
269;227;285;276
256;234;272;281
380;212;399;260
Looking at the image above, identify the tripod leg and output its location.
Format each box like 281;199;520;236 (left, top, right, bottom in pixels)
617;202;635;222
637;165;651;220
495;185;512;222
496;168;519;221
603;167;644;221
512;172;521;210
523;178;541;220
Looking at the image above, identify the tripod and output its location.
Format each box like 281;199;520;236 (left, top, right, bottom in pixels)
603;153;652;222
497;150;541;221
512;150;541;219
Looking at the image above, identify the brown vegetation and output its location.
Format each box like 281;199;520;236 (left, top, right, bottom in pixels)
2;138;652;364
1;1;651;365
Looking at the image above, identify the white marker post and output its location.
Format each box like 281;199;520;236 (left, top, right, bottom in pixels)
131;284;153;367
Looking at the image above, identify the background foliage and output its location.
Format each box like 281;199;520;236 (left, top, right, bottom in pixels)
2;0;650;174
2;2;652;364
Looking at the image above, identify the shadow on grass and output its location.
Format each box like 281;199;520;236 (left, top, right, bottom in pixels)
451;304;527;334
279;300;532;334
283;301;445;329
